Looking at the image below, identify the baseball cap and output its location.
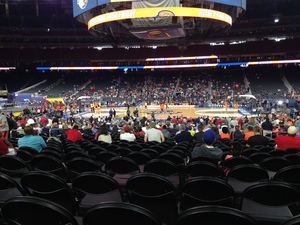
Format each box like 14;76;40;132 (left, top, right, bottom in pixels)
203;129;215;142
124;125;131;132
287;126;298;135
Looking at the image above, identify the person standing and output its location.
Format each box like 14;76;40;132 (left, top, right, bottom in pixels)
261;117;273;137
0;112;9;139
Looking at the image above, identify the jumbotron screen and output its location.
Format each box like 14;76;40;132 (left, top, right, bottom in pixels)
73;0;246;17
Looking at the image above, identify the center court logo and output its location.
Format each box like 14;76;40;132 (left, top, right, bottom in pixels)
77;0;88;9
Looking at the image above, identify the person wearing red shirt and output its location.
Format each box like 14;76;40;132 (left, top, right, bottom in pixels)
274;126;300;150
0;138;8;155
65;125;82;142
40;114;49;126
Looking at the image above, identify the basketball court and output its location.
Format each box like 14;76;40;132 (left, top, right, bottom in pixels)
81;105;244;120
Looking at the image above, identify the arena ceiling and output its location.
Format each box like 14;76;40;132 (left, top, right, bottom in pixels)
0;0;299;51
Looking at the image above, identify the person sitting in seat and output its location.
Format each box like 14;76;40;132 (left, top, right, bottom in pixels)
191;129;223;163
18;125;47;152
65;124;83;142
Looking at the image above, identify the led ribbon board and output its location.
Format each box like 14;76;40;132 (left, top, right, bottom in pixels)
36;59;300;71
88;7;232;29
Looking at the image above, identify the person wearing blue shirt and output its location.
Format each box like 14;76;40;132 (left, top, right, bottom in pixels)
18;125;47;152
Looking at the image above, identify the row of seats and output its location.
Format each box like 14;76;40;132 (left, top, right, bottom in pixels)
1;170;300;225
1;136;300;225
6;195;300;225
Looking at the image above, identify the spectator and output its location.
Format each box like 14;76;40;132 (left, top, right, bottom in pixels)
120;125;136;142
40;114;49;126
0;112;9;139
261;117;273;137
191;129;223;162
161;125;171;139
193;123;204;144
65;124;82;142
274;126;300;150
18;125;47;152
246;126;269;148
0;136;8;155
0;132;14;149
144;122;165;143
175;124;193;144
225;141;243;160
133;126;145;138
220;126;230;139
211;126;221;141
230;125;244;140
244;125;255;141
98;125;112;144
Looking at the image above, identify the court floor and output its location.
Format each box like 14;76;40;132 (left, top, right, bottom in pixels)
81;105;243;120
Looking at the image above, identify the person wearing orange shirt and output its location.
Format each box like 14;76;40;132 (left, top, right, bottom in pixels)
234;102;239;112
160;102;164;112
244;125;255;141
220;126;230;139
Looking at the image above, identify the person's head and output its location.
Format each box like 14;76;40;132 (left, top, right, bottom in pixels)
198;123;204;131
249;117;256;124
150;122;156;129
203;129;215;145
253;126;261;134
123;125;131;133
222;126;229;134
211;126;219;134
73;125;79;130
230;141;243;156
287;126;298;137
247;126;253;132
235;125;240;130
179;124;185;131
24;125;34;135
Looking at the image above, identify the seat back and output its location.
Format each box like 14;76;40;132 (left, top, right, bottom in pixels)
184;161;224;179
226;164;269;199
72;172;123;216
83;202;162;225
127;151;152;172
273;165;300;191
18;146;39;155
249;151;271;164
144;159;182;190
126;173;178;225
241;181;300;224
220;156;254;170
1;196;79;225
188;156;219;165
157;152;185;166
104;157;140;186
180;176;236;211
66;157;102;181
20;171;78;215
30;154;70;182
174;205;258;225
0;155;31;184
0;172;27;208
260;156;292;179
15;149;34;164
